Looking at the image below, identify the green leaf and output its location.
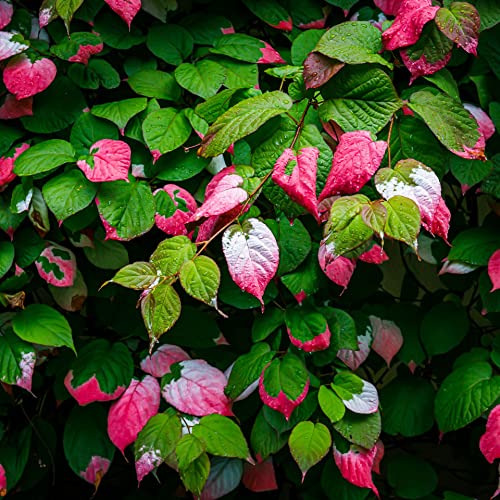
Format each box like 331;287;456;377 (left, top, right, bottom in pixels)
91;98;148;133
318;386;345;423
150;236;197;276
285;307;329;346
175;60;226;99
199;91;293;157
382;196;421;251
141;282;182;345
55;0;83;32
315;21;391;68
333;410;381;449
408;90;481;155
83;237;129;270
93;11;145;49
380;376;435;437
195;88;240;124
211;33;268;63
68;59;121;90
176;433;205;469
146;24;194;65
108;262;160;290
0;328;36;388
474;0;500;30
42;169;98;221
97;181;155;240
0;124;23;157
14;140;75;176
435;362;500;432
291;29;325;65
12;304;74;352
179;256;220;309
225;343;275;399
424;68;460;101
180;452;210;496
289;421;331;480
154;148;210;182
0;242;14;280
447;227;500;265
216;59;258;89
192;415;250;460
420;302;469;356
250;409;288;459
450;156;492;186
142;108;192;155
128;70;181;101
275;217;312;275
0;427;32;492
242;0;291;29
251;306;285;342
319;65;402;133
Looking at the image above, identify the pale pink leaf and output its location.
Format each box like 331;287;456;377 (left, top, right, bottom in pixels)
424;196;450;241
257;41;285;64
140;344;191;378
193;174;247;220
80;456;111;485
382;0;439;51
488;250;500;293
373;440;384;474
339;379;379;414
369;315;403;366
154;184;197;236
77;139;131;182
135;448;163;484
439;259;479;275
400;49;451;84
337;330;371;370
3;55;56;100
272;147;320;219
0;1;13;30
318;241;356;290
0;464;5;494
161;359;233;417
358;245;389;264
104;0;141;28
15;351;36;392
0;31;28;61
242;458;278;492
64;371;126;406
222;218;279;305
0;143;29;187
480;405;500;464
107;376;160;454
319;131;387;200
333;444;379;497
0;94;32;119
374;0;400;16
464;103;495;142
68;43;104;65
35;243;77;287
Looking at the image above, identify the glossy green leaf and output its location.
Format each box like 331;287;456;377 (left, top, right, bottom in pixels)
14;140;75;176
179;256;220;309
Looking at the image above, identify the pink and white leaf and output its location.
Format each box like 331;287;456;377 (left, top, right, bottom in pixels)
319;131;387;200
161;359;233;417
80;456;111;485
369;315;403;366
242;457;278;492
359;245;389;264
257;41;285;64
77;139;131;182
0;94;33;119
464;103;495;142
14;351;35;392
64;371;126;406
488;250;500;293
318;241;356;290
0;31;28;61
479;405;500;464
3;55;56;100
0;1;13;30
423;196;450;241
337;330;372;370
272;147;320;219
341;379;379;414
222;218;279;305
35;243;77;287
104;0;141;28
154;184;197;236
107;376;160;454
382;0;439;50
140;344;191;378
439;259;478;276
333;444;379;497
0;143;29;188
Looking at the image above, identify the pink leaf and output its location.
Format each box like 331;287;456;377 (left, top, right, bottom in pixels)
269;18;293;31
140;344;191;378
193;174;247;220
222;218;279;305
318;241;356;290
488;250;500;293
333;444;379;497
257;41;285;64
319;131;387;200
400;49;451;84
372;440;384;474
154;184;197;236
104;0;141;28
0;143;29;188
64;371;126;406
15;351;35;392
77;139;131;182
272;147;320;219
0;94;32;119
0;31;28;61
423;196;450;241
161;359;233;417
0;464;6;495
359;245;389;264
337;330;371;370
382;0;439;51
287;324;331;353
3;55;56;100
464;103;495;142
480;405;500;464
369;315;403;366
80;456;111;485
0;1;13;30
135;448;164;484
68;43;104;65
242;457;278;492
374;0;400;16
107;376;160;454
35;243;77;287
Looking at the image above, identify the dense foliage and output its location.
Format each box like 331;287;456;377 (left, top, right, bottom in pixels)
0;0;500;498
